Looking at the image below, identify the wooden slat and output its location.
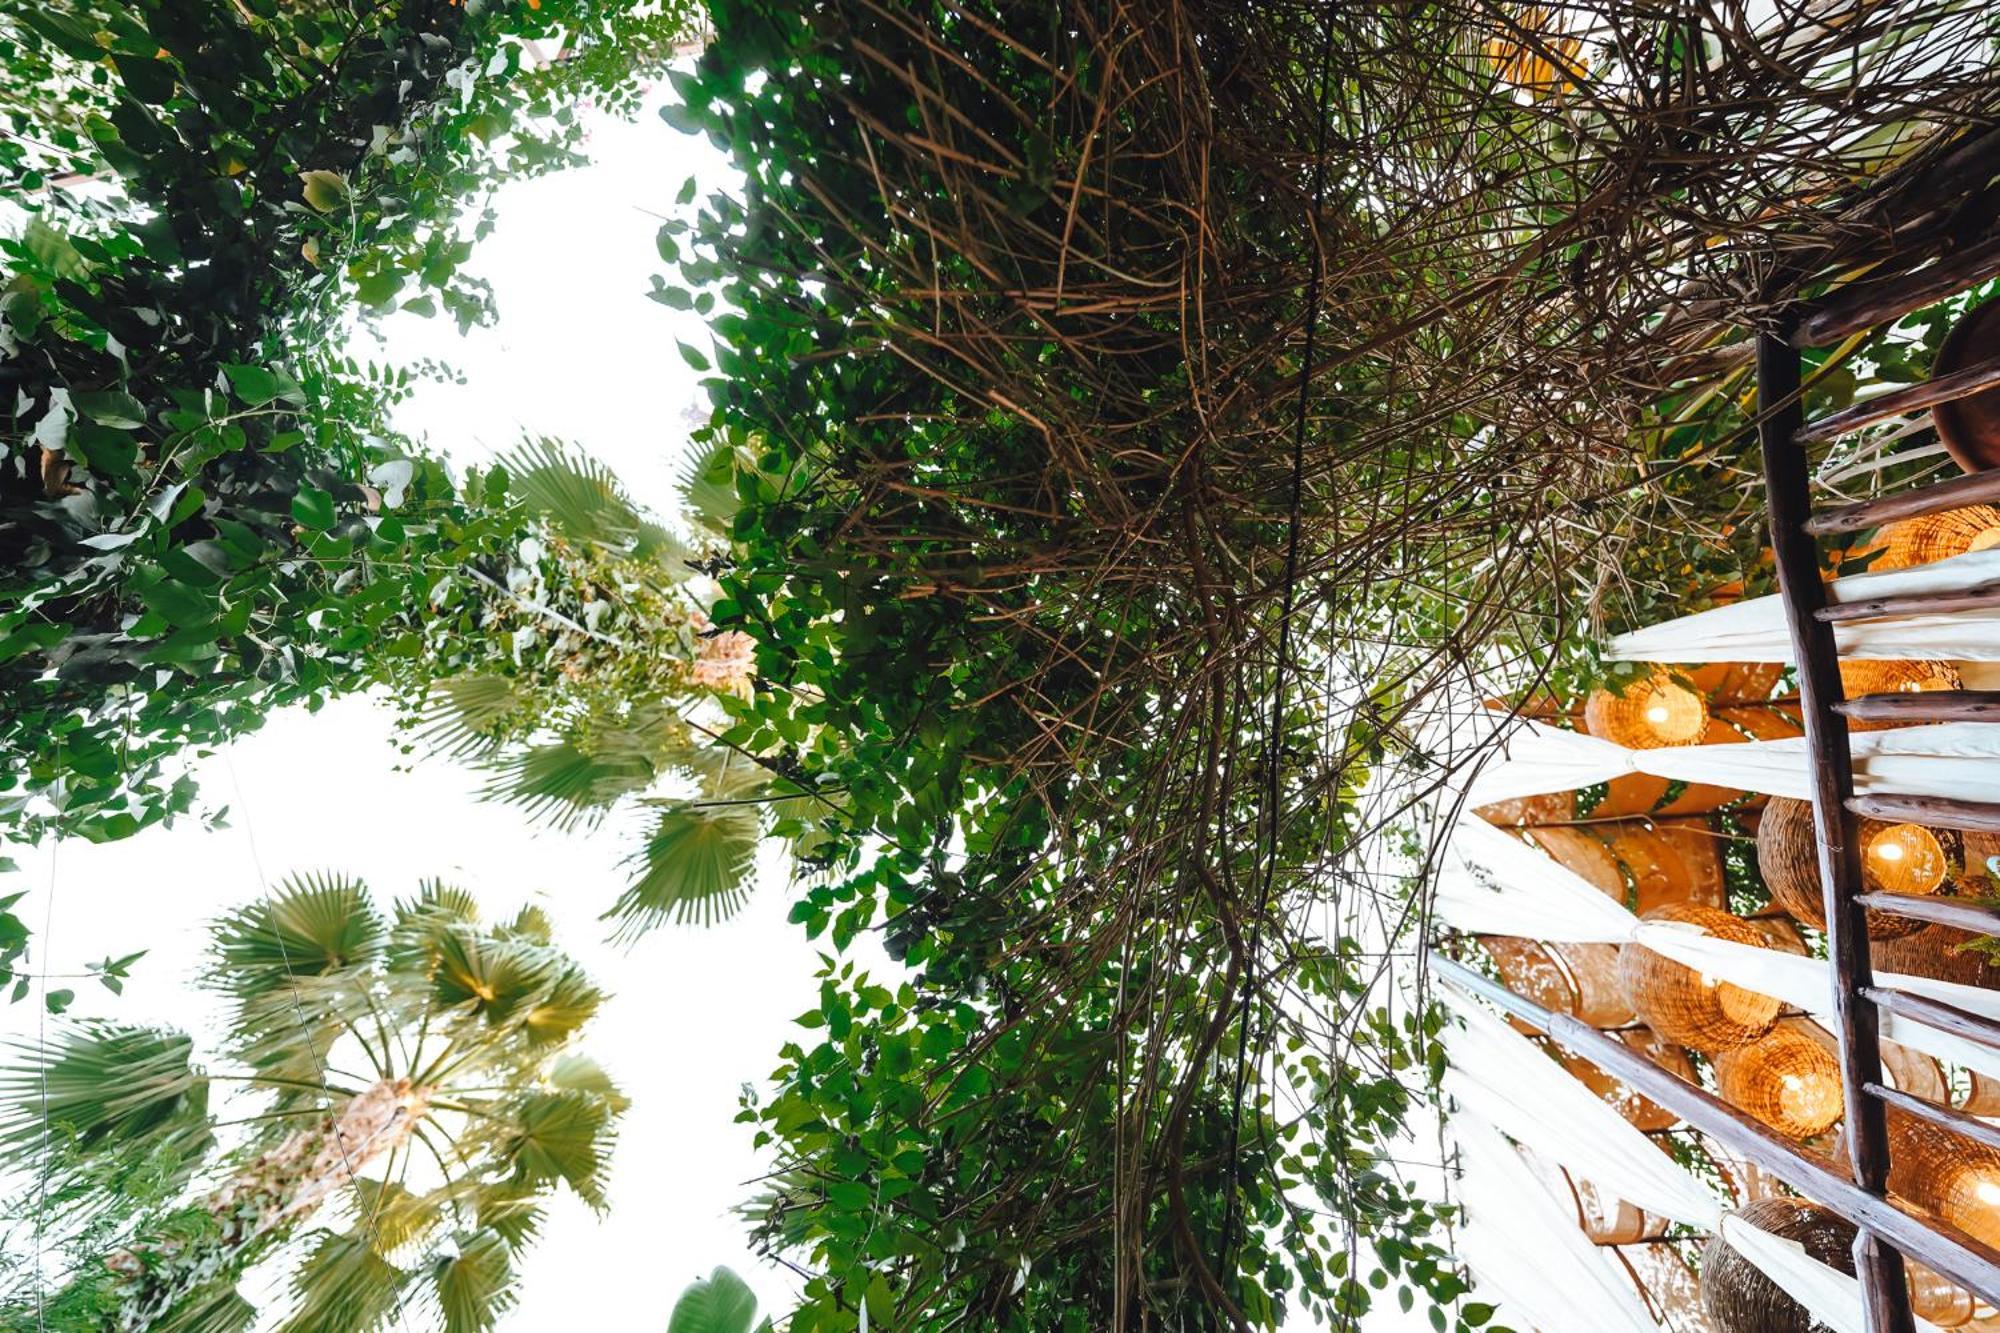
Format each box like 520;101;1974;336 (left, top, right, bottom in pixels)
1856;891;2000;935
1434;958;2000;1304
1837;691;2000;724
1806;471;2000;536
1759;332;1915;1331
1849;793;2000;835
1868;985;2000;1052
1788;232;2000;347
1817;582;2000;623
1868;1083;2000;1156
1799;358;2000;444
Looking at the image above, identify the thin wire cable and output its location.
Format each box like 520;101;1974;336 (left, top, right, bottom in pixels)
33;839;56;1333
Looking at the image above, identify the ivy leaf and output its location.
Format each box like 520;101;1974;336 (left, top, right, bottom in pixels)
71;390;148;429
292;486;336;530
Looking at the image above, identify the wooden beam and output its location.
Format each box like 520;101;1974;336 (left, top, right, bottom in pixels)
1759;332;1915;1330
1788;232;2000;347
1856;892;2000;935
1806;471;2000;536
1848;793;2000;836
1868;1083;2000;1157
1837;692;2000;724
1798;358;2000;445
1817;582;2000;623
1433;958;2000;1304
1868;986;2000;1053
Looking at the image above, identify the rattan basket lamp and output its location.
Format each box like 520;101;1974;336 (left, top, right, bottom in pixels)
1840;659;1965;732
1584;670;1710;748
1711;1023;1844;1139
1878;506;2000;570
1700;1198;1982;1330
1701;1199;1856;1333
1758;797;1956;939
1617;902;1781;1050
1886;1105;2000;1251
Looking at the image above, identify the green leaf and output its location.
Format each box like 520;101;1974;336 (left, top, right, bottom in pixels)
292;486;336;530
604;804;760;937
43;988;74;1014
432;1229;516;1333
667;1267;762;1333
298;170;350;213
676;340;711;372
71;390;148;429
223;363;302;407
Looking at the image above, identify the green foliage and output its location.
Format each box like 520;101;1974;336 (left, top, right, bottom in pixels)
0;874;625;1331
668;1266;771;1333
0;0;697;859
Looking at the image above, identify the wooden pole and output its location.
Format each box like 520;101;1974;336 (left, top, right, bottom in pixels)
1758;331;1915;1331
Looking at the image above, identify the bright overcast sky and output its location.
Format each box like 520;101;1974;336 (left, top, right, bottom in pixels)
4;83;1437;1333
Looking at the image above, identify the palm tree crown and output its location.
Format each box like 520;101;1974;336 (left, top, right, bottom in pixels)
0;873;623;1332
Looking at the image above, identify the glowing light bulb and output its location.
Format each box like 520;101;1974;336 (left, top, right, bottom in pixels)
1876;841;1905;863
1974;1177;2000;1208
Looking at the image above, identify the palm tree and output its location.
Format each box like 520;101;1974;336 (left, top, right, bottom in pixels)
0;874;623;1332
396;437;833;937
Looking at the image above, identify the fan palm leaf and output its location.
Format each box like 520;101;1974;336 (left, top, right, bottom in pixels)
499;439;641;551
497;1090;616;1211
479;739;657;830
0;1025;205;1169
415;675;528;761
429;1229;515;1333
212;872;384;1000
676;436;746;539
605;803;760;936
275;1230;408;1333
153;1283;259;1333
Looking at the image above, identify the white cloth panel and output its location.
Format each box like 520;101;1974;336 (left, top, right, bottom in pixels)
1441;981;1955;1333
1608;547;2000;663
1715;1215;1949;1333
1450;1115;1663;1332
1439;987;1724;1224
1460;721;2000;808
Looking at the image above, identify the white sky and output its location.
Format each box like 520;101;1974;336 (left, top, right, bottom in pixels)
3;85;1440;1333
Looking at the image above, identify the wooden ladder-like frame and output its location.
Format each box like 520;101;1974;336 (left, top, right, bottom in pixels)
1437;245;2000;1331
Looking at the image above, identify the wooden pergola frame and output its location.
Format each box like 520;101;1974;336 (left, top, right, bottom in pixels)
1438;152;2000;1332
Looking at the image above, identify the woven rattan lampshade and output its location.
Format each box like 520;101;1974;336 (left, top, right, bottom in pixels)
1906;1261;1978;1327
1887;1104;2000;1250
1879;506;2000;571
1618;902;1780;1051
1700;1198;1855;1333
1757;797;1951;939
1711;1025;1844;1139
1584;670;1710;749
1875;923;2000;991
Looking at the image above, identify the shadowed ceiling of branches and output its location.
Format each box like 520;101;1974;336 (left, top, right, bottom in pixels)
691;0;2000;1323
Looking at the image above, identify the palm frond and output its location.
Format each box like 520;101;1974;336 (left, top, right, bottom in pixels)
275;1230;408;1333
349;1178;441;1256
0;1025;206;1172
676;435;745;539
415;674;527;761
498;1090;616;1211
520;965;604;1048
472;1184;544;1254
212;872;384;1000
154;1283;258;1333
498;438;641;551
429;931;561;1032
667;1266;768;1333
604;803;761;937
498;904;553;944
429;1229;516;1333
478;739;656;830
543;1053;628;1115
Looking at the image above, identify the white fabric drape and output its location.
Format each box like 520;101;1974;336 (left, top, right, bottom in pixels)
1436;813;2000;1086
1458;719;2000;809
1450;1115;1662;1332
1607;547;2000;663
1439;983;1951;1333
